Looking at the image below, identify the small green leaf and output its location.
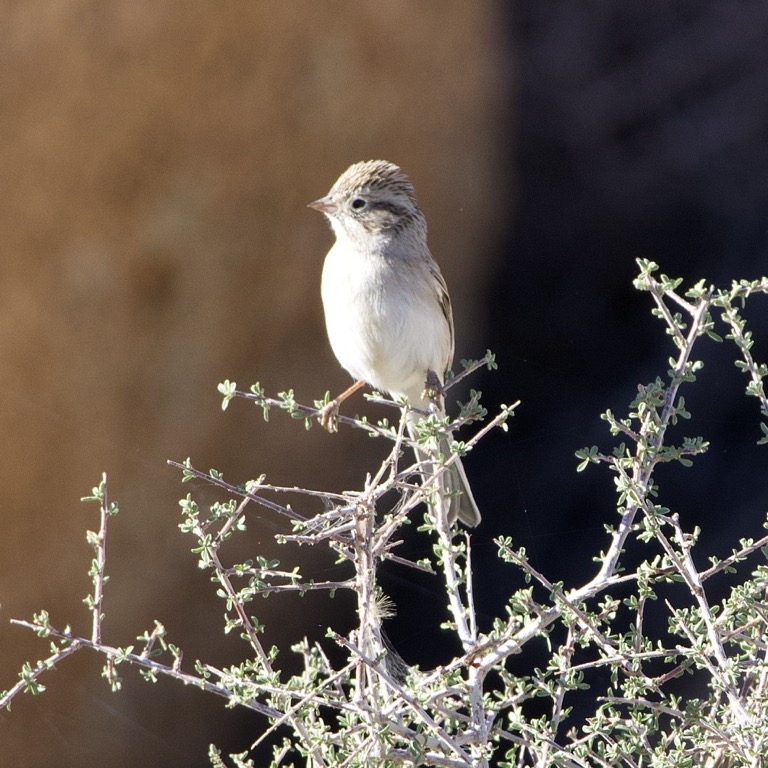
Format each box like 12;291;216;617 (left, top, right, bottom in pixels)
217;379;237;411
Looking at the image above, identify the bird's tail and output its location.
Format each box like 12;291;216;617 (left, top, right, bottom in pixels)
406;415;481;527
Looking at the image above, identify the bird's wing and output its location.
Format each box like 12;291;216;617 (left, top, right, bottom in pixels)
429;263;455;376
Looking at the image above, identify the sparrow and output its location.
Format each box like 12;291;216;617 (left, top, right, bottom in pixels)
309;160;481;527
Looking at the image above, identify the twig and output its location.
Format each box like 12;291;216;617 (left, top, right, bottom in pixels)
7;619;280;718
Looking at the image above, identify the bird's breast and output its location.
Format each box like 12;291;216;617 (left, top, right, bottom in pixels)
321;244;449;403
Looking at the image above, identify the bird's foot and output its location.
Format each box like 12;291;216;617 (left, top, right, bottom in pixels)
423;369;445;411
318;399;340;432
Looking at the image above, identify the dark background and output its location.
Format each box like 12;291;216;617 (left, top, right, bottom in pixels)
386;0;768;696
2;2;767;765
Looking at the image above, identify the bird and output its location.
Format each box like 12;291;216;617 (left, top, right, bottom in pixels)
308;160;481;527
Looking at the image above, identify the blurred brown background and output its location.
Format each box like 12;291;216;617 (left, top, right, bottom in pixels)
0;2;512;765
5;1;768;765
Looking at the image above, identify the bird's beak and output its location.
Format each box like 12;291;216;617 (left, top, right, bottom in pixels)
308;196;337;214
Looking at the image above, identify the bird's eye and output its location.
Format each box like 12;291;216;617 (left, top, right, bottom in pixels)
351;197;366;210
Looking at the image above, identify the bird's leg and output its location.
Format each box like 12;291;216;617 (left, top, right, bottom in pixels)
319;379;365;432
423;369;445;412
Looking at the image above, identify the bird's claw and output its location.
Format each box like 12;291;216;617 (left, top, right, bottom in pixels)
319;400;340;432
423;369;445;411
